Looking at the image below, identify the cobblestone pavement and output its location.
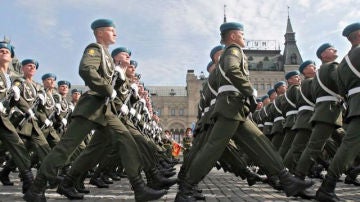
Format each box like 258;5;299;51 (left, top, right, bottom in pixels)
1;165;360;201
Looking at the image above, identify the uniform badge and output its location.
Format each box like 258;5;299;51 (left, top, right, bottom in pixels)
87;49;95;56
231;49;239;55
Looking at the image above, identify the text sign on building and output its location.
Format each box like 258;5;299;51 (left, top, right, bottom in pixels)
245;40;278;50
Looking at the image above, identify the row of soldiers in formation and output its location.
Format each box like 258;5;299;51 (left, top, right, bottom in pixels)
0;18;180;202
174;21;360;202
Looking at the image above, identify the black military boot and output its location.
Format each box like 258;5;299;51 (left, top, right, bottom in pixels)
146;168;177;190
101;173;114;184
267;175;282;191
192;184;205;201
0;166;14;186
175;180;196;202
344;166;360;186
316;175;340;202
75;172;90;194
23;175;47;202
57;175;84;200
21;170;34;194
244;168;267;186
278;169;314;197
130;175;167;201
89;171;109;188
293;174;316;200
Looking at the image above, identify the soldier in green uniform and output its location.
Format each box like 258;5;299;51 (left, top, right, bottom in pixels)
162;130;173;160
175;22;313;201
182;127;193;158
294;43;342;181
37;73;61;148
268;81;287;150
251;97;264;131
261;89;277;140
14;59;52;166
0;42;33;194
283;60;316;173
278;70;301;158
316;22;360;202
24;18;167;202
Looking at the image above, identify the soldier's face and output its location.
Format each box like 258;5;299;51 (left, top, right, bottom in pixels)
126;65;136;78
58;84;69;95
233;30;245;48
0;48;11;63
72;92;81;101
113;52;130;67
43;77;55;89
303;64;316;78
98;27;117;45
22;64;37;78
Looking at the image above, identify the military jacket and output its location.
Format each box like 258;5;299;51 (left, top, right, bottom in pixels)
282;84;300;128
293;78;314;130
0;71;18;134
337;44;360;120
12;78;44;136
212;44;253;121
71;43;117;126
310;62;342;126
268;95;285;134
260;103;273;135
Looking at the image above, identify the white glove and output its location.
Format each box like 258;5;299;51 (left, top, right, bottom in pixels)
120;104;129;115
129;108;136;116
114;66;126;81
44;118;53;127
136;114;141;121
11;86;20;101
69;105;75;112
0;102;5;113
130;83;139;96
37;94;46;105
252;88;258;97
55;103;62;115
61;118;67;126
27;109;35;119
111;89;117;100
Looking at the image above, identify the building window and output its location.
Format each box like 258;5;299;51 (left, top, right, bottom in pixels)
260;84;265;90
179;108;184;116
266;84;271;89
253;83;258;90
170;109;176;116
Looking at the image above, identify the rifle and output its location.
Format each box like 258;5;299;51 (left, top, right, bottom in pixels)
105;71;119;106
40;110;57;130
117;89;133;118
17;96;41;130
56;108;72;134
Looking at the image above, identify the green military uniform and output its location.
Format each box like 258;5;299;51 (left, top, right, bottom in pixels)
261;102;274;139
278;81;300;158
13;78;51;162
182;134;193;157
268;94;286;150
0;71;32;178
184;43;284;185
295;61;342;178
283;77;314;172
33;42;143;185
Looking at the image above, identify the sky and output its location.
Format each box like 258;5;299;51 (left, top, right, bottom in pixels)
1;0;359;86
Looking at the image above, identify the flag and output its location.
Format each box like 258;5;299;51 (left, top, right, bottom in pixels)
172;142;181;157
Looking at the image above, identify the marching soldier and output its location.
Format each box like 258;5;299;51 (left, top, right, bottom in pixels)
24;18;167;202
0;42;33;194
175;22;313;201
316;22;360;202
294;43;342;181
261;88;277;140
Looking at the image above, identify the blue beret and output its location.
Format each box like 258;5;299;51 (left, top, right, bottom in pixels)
261;94;269;102
0;42;14;58
220;22;244;34
57;80;71;88
256;98;262;102
210;45;224;61
111;47;131;58
316;43;333;59
41;73;57;81
299;60;315;74
21;59;39;69
91;19;115;30
71;88;81;94
274;81;286;90
267;88;276;96
342;22;360;37
285;70;300;80
130;60;138;68
206;61;214;72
